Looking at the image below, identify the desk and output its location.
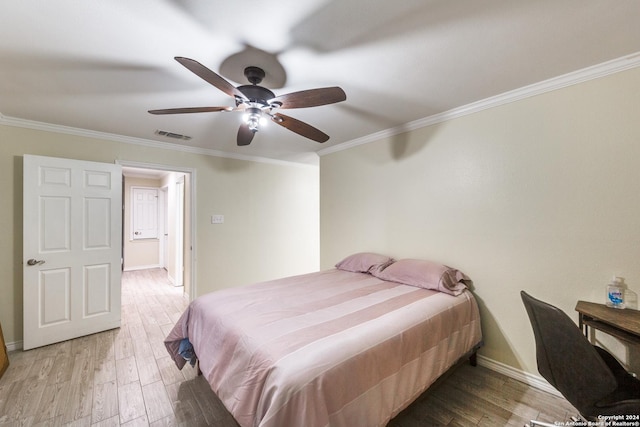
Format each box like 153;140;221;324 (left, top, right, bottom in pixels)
575;300;640;345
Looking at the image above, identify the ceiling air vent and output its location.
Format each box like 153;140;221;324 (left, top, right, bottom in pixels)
155;130;192;141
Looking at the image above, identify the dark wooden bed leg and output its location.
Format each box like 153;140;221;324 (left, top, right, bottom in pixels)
469;351;477;367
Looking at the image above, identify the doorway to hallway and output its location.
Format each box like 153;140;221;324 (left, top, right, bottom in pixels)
120;161;195;299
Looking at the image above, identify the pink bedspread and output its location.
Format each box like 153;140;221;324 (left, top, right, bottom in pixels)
165;269;482;427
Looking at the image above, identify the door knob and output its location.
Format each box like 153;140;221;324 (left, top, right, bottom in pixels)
27;259;45;266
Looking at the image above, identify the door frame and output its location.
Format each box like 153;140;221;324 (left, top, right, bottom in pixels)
117;160;197;300
159;186;168;270
174;175;184;287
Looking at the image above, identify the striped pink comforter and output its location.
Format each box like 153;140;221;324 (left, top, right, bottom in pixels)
165;269;482;427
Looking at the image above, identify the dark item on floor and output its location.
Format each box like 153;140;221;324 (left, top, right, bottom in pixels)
0;322;8;379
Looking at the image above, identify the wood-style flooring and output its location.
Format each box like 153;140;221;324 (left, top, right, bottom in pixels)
0;268;578;426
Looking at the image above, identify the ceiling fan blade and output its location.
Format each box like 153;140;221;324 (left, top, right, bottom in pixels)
271;113;329;143
174;57;247;100
237;124;256;146
148;106;234;115
269;87;346;109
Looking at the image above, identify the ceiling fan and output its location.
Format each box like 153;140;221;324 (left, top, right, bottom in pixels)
149;57;347;146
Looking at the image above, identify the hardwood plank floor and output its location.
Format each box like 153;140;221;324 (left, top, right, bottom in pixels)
0;268;578;426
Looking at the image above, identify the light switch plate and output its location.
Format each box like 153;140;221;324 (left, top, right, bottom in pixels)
211;215;224;224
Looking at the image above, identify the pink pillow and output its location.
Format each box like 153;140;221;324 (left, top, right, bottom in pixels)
335;252;394;274
373;259;470;296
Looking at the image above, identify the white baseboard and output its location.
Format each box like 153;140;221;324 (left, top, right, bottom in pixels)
123;264;161;272
476;354;561;397
167;274;183;287
6;340;23;352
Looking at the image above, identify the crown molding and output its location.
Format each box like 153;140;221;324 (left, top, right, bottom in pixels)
318;52;640;157
3;52;639;164
0;114;318;169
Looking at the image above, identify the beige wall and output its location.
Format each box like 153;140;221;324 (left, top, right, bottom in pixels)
320;67;640;376
0;125;320;345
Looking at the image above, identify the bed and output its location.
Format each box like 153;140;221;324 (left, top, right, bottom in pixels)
165;254;482;427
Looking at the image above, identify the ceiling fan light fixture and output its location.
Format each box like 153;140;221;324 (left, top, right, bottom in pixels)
149;57;346;146
243;107;265;132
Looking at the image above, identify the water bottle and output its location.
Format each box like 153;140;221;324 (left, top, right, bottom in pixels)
606;276;626;309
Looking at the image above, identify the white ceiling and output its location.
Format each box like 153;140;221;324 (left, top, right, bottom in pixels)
1;1;640;165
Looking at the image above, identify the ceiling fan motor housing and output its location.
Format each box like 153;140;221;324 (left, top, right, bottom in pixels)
235;66;276;107
244;66;265;85
237;85;275;107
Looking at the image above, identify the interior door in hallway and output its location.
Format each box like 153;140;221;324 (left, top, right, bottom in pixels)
23;155;122;350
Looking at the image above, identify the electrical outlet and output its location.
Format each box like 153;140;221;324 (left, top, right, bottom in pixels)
211;215;224;224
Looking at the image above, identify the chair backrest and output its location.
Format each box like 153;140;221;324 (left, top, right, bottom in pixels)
520;291;617;415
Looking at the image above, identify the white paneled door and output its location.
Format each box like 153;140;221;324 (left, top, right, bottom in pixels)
23;155;122;350
131;187;158;240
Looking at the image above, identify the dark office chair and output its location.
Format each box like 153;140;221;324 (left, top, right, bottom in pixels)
521;291;640;420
